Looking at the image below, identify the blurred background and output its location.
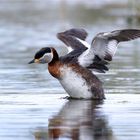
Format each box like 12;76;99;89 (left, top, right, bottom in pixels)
1;0;140;94
1;0;140;140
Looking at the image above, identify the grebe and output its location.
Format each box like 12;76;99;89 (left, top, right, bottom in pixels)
29;28;140;99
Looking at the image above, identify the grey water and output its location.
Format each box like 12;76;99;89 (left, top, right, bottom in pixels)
1;0;140;140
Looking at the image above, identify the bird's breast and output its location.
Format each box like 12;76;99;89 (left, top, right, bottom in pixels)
48;62;63;79
59;65;93;98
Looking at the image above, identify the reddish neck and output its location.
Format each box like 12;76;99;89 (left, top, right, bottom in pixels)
48;48;61;79
49;48;59;66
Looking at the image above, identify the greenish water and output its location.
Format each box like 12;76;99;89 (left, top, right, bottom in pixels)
0;0;140;140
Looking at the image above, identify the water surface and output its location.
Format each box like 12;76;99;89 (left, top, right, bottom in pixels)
0;1;140;140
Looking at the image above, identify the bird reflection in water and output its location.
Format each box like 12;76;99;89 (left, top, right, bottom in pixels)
34;100;114;140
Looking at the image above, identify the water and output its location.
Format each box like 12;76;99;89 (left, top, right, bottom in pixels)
0;0;140;140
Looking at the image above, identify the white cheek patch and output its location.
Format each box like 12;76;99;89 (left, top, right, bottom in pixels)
40;53;53;63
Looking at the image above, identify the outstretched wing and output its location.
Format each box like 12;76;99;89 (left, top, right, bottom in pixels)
57;28;89;52
78;29;140;72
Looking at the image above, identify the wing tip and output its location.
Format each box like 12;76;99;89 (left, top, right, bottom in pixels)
57;28;88;40
104;53;112;61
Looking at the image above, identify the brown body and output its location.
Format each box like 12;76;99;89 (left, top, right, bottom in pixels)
29;28;140;99
48;48;105;99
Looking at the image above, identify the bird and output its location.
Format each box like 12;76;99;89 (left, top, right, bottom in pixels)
29;28;140;99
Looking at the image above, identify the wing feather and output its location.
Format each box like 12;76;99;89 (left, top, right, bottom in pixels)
58;29;140;73
78;29;140;72
109;29;140;42
57;28;88;52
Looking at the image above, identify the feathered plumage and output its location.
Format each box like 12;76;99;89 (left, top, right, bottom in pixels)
57;28;140;73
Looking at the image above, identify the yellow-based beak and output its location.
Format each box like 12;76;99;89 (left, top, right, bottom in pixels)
28;59;40;64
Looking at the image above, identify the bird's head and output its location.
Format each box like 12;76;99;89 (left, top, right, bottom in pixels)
28;47;53;64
